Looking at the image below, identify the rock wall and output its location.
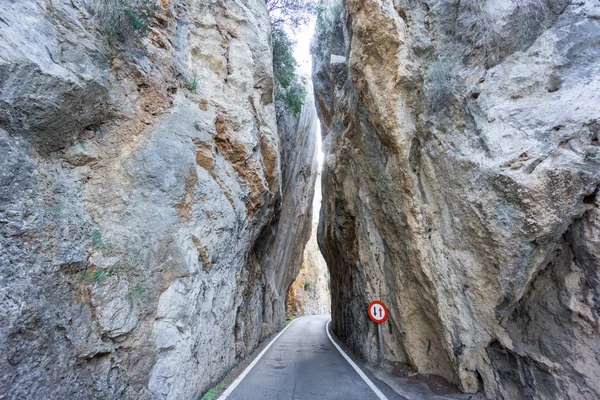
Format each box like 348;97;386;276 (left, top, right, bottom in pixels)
288;175;331;317
0;1;316;399
313;0;600;398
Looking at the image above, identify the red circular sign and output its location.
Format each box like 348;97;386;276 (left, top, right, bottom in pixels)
368;300;388;323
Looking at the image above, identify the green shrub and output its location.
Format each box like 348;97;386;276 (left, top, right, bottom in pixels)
275;79;307;118
88;0;159;44
271;27;307;118
190;76;198;92
200;379;229;400
267;1;315;118
272;28;298;88
266;0;317;32
86;267;118;285
304;280;311;290
91;229;105;249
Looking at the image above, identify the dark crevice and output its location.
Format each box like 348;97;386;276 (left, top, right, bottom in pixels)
583;187;598;207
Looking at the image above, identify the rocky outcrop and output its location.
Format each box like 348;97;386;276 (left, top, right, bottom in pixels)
250;79;319;336
0;1;316;399
288;176;331;316
313;0;600;399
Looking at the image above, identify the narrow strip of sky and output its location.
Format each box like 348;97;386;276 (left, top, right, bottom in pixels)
293;17;316;76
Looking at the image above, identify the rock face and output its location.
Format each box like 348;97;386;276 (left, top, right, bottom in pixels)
288;176;331;317
0;1;316;399
313;0;600;399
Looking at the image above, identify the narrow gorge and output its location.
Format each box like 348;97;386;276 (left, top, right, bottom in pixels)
1;0;599;399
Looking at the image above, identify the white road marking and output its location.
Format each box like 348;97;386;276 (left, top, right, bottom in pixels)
326;320;389;400
217;318;297;400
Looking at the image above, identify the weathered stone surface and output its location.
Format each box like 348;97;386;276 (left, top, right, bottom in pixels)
64;140;100;166
313;0;600;398
0;1;316;399
250;80;319;335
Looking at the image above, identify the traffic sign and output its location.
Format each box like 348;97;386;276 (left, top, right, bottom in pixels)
368;300;388;323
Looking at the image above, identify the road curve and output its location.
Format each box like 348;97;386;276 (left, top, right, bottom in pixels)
224;315;399;400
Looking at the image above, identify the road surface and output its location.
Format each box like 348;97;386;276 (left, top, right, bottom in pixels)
224;315;402;400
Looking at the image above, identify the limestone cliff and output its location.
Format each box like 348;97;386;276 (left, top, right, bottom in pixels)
0;1;316;399
313;0;600;399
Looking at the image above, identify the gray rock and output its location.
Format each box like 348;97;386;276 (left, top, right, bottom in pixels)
64;140;100;166
91;276;137;339
0;1;317;399
0;1;114;153
313;0;600;398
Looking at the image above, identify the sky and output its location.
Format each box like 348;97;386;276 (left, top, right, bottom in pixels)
293;18;316;76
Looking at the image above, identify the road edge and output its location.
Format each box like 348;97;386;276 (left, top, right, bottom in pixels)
325;320;389;400
216;318;298;400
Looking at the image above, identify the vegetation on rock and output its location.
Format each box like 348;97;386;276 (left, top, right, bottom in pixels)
310;0;343;56
88;0;158;44
91;229;105;249
266;0;316;31
316;0;342;31
271;27;307;117
267;0;315;118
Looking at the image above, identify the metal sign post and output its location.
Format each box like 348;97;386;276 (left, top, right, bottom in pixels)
377;323;384;364
367;300;388;365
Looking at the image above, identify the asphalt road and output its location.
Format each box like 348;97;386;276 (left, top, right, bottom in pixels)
225;315;401;400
